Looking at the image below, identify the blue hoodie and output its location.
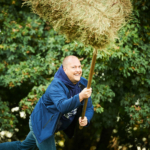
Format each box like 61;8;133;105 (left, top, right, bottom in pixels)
31;66;94;144
54;65;81;131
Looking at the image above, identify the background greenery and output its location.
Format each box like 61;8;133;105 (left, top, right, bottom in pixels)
0;0;150;149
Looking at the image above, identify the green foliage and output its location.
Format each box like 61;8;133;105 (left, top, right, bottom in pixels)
1;0;150;149
0;97;18;132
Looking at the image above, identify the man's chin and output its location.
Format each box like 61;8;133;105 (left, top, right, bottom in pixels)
76;76;81;81
72;78;81;84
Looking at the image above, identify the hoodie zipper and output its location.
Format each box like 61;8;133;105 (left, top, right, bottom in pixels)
43;115;54;129
53;113;62;133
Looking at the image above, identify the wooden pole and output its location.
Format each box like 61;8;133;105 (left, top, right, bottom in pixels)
79;49;97;129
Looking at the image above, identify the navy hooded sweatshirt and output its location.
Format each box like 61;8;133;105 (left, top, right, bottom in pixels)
54;65;81;131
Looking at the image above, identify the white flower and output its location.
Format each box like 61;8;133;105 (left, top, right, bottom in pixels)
133;127;137;131
137;146;141;150
113;129;117;133
15;128;19;132
135;99;140;105
11;107;19;112
142;137;147;142
20;111;26;119
129;145;133;148
0;131;5;136
117;116;120;122
58;141;64;147
0;131;13;138
5;131;13;138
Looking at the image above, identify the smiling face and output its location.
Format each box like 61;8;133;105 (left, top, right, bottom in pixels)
63;56;82;84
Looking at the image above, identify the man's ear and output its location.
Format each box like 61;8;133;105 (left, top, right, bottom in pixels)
63;67;66;72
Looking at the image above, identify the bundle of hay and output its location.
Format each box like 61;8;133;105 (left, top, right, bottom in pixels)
23;0;132;49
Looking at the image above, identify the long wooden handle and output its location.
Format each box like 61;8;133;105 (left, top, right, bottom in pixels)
79;49;97;129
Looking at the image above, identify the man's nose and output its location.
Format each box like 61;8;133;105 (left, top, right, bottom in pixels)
76;67;81;71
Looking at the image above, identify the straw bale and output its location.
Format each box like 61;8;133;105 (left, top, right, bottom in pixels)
23;0;132;49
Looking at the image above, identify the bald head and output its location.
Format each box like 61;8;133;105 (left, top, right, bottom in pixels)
62;55;82;84
62;55;79;69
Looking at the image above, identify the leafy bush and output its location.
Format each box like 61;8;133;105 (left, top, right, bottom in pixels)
0;0;150;149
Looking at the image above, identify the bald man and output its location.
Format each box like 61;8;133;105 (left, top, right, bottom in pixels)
0;55;94;150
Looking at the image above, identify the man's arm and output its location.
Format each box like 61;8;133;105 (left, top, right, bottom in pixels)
48;82;92;114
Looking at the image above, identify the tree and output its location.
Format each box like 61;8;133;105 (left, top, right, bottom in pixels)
0;0;150;149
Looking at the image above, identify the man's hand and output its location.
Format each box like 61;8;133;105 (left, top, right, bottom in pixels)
79;116;88;126
79;88;92;102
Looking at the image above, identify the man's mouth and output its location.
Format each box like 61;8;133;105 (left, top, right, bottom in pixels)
74;74;80;76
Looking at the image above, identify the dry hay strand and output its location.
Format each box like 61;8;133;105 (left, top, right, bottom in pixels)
23;0;132;49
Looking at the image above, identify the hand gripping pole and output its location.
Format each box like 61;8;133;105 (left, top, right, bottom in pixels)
79;49;97;129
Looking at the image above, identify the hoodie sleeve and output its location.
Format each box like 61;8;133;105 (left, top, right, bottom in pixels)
49;82;82;114
85;96;94;124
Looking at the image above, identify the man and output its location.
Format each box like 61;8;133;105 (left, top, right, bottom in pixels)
0;55;94;150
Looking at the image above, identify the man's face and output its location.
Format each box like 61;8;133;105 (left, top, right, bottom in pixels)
63;57;82;84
